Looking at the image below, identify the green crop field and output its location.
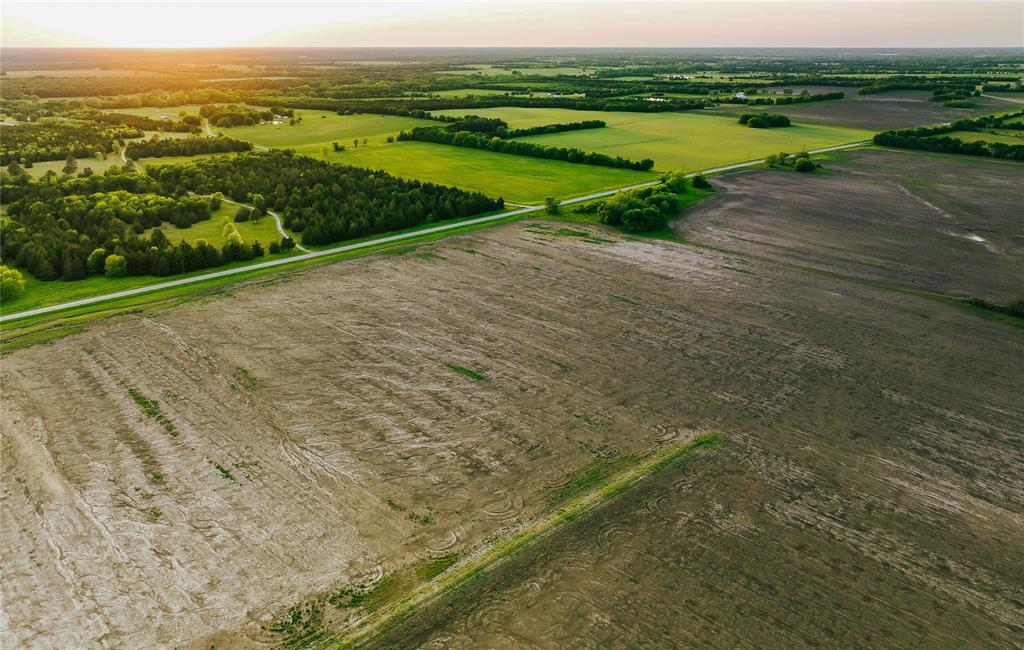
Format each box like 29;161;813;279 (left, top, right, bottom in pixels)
320;140;657;203
219;111;434;148
437;107;872;171
935;129;1024;145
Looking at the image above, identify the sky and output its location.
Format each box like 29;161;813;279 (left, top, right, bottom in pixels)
2;0;1022;49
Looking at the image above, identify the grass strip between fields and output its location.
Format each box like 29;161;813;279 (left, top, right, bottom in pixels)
329;433;721;649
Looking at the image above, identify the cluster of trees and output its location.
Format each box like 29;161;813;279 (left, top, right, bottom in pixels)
1;188;216;281
146;150;503;246
87;110;198;133
738;113;791;128
125;136;252;159
765;151;817;172
397;126;654;171
0;118;141;165
597;171;695;233
198;104;294;127
505;119;606;138
874;110;1024;161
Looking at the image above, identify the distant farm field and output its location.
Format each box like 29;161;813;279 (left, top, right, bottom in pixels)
438;107;870;171
220;110;434;148
708;91;1012;130
104;105;205;118
322;140;657;203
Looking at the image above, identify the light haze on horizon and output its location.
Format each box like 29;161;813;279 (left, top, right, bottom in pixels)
2;0;1022;49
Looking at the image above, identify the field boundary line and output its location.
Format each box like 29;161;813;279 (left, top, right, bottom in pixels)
329;433;721;649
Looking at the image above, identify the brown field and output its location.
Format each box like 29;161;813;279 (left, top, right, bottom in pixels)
2;150;1023;648
710;91;1012;130
675;149;1024;301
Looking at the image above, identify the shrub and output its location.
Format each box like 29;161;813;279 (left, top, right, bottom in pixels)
794;157;816;172
104;254;127;278
86;247;107;274
692;174;711;189
0;265;26;301
545;197;561;214
234;206;252;222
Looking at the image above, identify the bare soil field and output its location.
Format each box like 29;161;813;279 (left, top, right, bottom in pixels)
712;91;1011;130
675;149;1024;301
3;158;1022;647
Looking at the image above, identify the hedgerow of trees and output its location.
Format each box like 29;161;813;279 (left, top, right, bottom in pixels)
125;136;252;159
146;150;503;246
873;110;1024;161
397;126;655;171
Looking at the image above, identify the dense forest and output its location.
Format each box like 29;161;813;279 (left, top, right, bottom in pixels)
125;136;252;159
0;119;141;165
146;150;503;245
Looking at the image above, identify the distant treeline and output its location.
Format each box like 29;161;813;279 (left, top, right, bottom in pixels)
873;110;1024;161
397;126;655;171
126;136;252;159
147;150;502;246
723;91;845;106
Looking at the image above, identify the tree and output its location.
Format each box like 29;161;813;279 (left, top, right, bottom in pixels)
362;138;368;146
86;248;107;274
545;197;561;214
251;193;266;216
104;254;127;278
0;265;26;301
692;174;711;189
353;139;359;148
794;157;816;172
62;154;77;176
234;206;252;222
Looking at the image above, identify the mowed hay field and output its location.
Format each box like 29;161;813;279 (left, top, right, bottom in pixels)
219;110;434;149
4;202;1022;647
437;107;871;171
323;140;658;203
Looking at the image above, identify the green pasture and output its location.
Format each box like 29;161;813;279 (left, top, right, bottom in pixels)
437;107;871;171
219;111;433;148
151;205;285;247
322;140;657;204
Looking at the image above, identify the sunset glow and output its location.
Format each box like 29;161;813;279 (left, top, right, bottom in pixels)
4;1;1022;48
